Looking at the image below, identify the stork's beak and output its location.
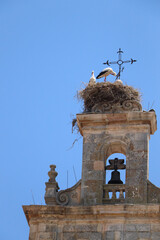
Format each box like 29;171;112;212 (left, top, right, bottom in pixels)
112;72;116;76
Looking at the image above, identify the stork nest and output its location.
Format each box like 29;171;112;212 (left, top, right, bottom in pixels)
78;82;141;113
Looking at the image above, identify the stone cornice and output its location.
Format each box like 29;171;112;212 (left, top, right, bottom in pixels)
23;204;160;225
76;112;157;136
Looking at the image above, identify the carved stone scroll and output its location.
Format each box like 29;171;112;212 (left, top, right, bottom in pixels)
56;180;81;206
91;100;142;113
56;191;70;206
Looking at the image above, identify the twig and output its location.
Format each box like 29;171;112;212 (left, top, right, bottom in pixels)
66;136;81;151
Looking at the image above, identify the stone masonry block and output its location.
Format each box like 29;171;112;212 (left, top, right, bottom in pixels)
133;140;148;151
38;223;46;232
30;224;38;233
124;224;150;232
151;224;160;231
124;224;137;231
124;232;138;240
136;224;151;232
86;170;104;180
115;231;122;240
46;224;58;232
63;224;97;232
126;185;147;203
76;225;98;232
108;225;123;231
29;232;36;240
105;231;114;240
94;161;104;170
83;143;96;156
138;231;151;239
77;232;102;240
82;161;93;171
127;158;148;171
38;232;54;239
126;169;147;184
63;233;76;240
63;225;75;232
130;132;149;142
151;232;160;240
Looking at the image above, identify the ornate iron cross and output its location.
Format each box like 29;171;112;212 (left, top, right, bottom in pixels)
105;158;126;171
103;48;137;79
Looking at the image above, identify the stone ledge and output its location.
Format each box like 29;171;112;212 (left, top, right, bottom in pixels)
76;112;157;135
23;204;160;225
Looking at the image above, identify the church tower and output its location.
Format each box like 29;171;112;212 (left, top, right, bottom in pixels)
23;61;160;240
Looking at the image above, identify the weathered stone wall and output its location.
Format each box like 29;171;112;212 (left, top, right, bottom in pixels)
81;133;105;205
77;112;157;205
24;204;160;240
125;131;149;204
29;223;160;240
81;126;150;205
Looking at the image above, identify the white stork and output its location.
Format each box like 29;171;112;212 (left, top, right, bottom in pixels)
96;67;116;82
88;71;96;86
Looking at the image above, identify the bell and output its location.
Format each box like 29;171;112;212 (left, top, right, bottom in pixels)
108;170;123;184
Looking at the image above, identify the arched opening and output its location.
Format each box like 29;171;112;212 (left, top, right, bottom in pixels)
101;138;129;202
104;153;126;201
105;153;126;185
102;139;127;185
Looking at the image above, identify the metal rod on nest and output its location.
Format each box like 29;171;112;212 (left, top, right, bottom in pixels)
73;165;77;182
31;189;35;205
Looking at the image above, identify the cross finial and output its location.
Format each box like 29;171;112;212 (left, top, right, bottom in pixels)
103;48;137;79
105;158;126;171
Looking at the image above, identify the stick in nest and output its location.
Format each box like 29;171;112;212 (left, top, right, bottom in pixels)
77;82;141;112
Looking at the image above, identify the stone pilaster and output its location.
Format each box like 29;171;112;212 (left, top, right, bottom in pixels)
125;131;149;203
81;133;105;205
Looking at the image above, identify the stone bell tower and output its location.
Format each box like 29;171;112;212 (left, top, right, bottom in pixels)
77;108;156;205
23;77;160;240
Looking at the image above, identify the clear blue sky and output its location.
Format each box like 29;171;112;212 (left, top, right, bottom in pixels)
0;0;160;239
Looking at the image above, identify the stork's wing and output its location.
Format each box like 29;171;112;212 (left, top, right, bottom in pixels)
96;69;108;79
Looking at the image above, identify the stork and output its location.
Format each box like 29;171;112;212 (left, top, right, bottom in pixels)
88;71;96;86
96;67;116;82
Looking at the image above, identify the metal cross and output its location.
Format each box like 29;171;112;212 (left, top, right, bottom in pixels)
103;48;137;79
105;158;126;171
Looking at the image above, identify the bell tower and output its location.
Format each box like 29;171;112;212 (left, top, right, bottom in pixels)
77;106;156;205
23;73;160;240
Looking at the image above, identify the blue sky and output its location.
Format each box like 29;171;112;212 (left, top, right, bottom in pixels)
0;0;160;239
